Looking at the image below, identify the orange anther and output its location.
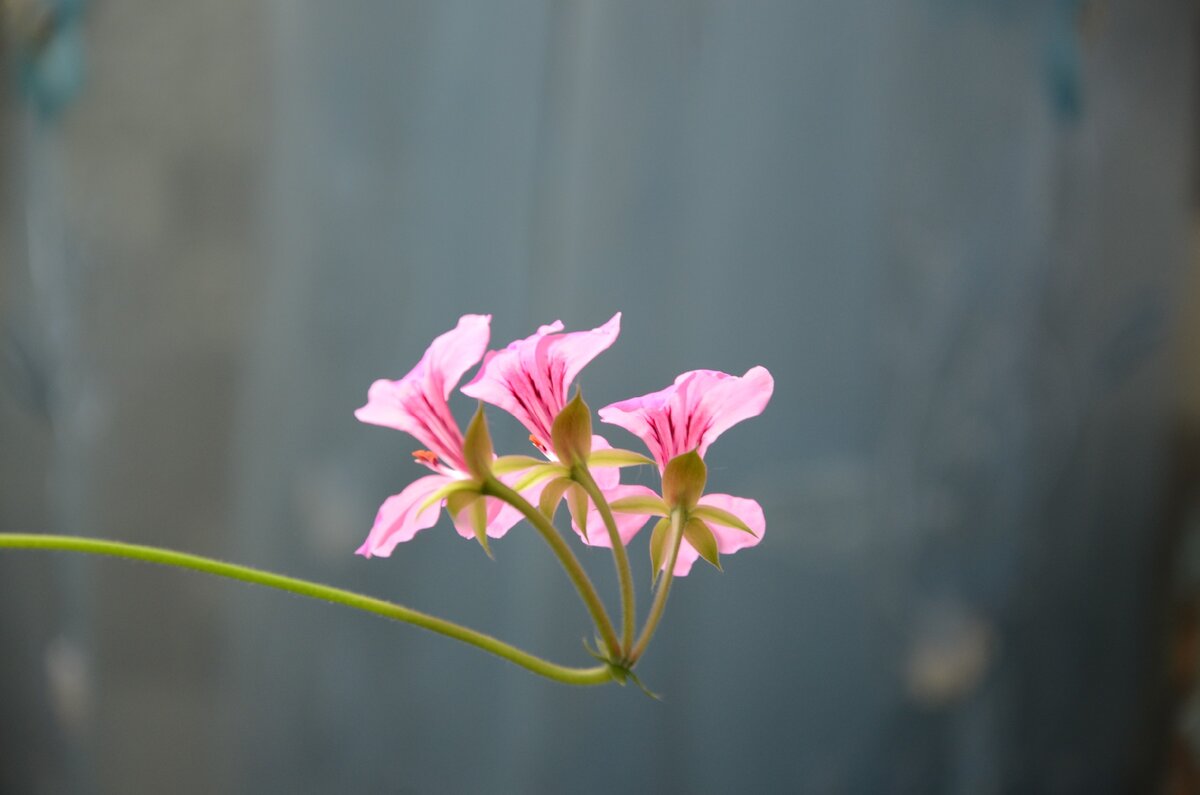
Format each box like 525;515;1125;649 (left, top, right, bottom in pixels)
412;449;439;466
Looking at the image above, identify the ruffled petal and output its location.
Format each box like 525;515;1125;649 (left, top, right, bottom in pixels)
571;484;656;547
461;325;562;441
587;434;620;489
450;495;516;540
685;367;774;457
463;314;621;444
599;366;773;467
666;494;765;576
354;377;421;434
545;312;621;392
597;385;674;467
356;475;450;558
696;493;765;554
354;315;491;471
425;314;492;399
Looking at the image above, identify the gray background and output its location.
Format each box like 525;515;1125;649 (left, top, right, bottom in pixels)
1;1;1196;792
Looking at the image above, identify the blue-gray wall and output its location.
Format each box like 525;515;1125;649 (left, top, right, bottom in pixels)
1;1;1195;792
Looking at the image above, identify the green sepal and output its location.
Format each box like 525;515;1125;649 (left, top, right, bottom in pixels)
444;491;492;557
417;479;479;515
662;450;707;510
513;463;568;492
491;455;544;475
538;477;572;519
586;448;655;469
684;517;721;571
609;494;669;517
568;484;590;541
445;490;477;522
551;391;593;466
648;517;671;586
582;634;612;663
469;496;492;558
626;670;663;701
691;504;757;536
462;403;495;480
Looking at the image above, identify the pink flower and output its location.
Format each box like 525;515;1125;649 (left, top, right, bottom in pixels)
462;313;621;456
354;314;521;558
599;367;773;575
462;313;628;539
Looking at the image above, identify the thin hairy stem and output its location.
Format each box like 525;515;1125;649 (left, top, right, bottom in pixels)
572;466;636;655
627;509;685;663
0;534;614;686
481;479;622;658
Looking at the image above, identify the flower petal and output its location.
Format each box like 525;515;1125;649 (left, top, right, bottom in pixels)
662;494;764;576
571;484;657;548
354;315;491;471
546;312;621;392
684;367;774;457
356;475;450;558
596;384;674;467
599;366;773;467
450;495;517;540
462;313;621;442
587;434;620;489
697;494;764;552
425;314;492;399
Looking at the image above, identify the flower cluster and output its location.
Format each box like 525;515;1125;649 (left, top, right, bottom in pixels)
356;313;773;579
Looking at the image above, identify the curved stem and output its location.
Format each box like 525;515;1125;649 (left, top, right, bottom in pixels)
572;466;636;656
482;477;622;658
0;534;614;686
627;509;685;664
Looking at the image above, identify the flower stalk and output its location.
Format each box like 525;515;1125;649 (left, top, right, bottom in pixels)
0;533;615;686
627;509;686;664
480;477;623;658
571;465;636;656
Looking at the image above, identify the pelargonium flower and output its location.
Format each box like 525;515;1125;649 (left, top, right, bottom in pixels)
462;312;621;457
462;313;643;541
354;314;521;558
598;367;773;575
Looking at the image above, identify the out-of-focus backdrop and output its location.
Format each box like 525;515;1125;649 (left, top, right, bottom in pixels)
1;2;1198;793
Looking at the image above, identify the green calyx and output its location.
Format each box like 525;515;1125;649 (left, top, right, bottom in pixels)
551;391;593;467
661;450;707;510
462;403;495;480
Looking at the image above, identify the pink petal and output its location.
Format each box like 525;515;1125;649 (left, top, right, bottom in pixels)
425;314;493;399
683;367;774;458
599;366;773;467
571;484;656;547
696;493;765;554
587;434;620;490
354;315;491;470
449;495;518;540
669;494;765;577
356;475;451;558
461;326;562;441
444;470;549;541
596;385;674;467
462;313;621;443
545;312;621;394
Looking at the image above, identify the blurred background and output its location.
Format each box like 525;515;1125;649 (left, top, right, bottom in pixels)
1;1;1198;792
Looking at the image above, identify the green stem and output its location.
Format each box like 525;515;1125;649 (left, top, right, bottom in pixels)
0;533;614;687
481;478;623;658
572;466;636;656
627;509;686;664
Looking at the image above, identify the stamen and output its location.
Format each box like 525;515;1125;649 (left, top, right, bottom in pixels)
412;449;440;466
529;434;548;454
